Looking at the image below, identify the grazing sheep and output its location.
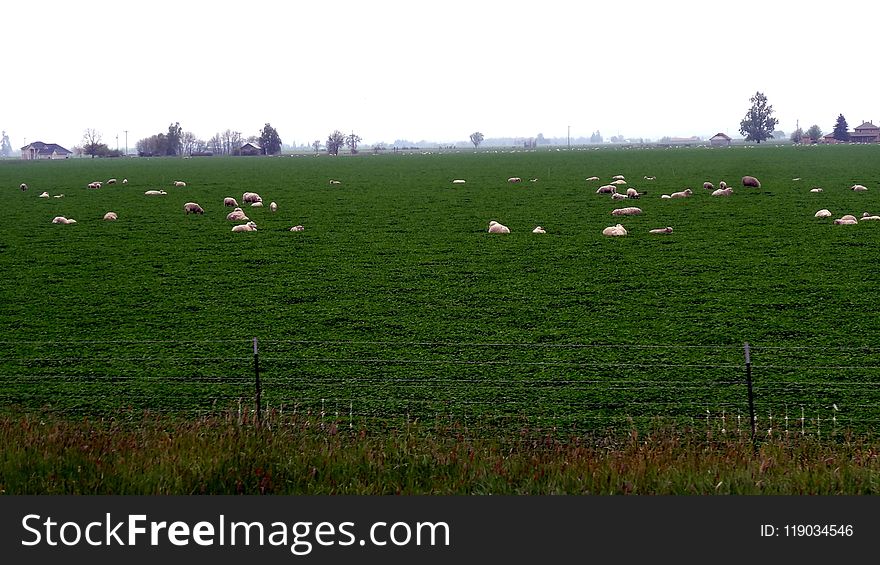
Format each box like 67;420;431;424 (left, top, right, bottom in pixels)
851;184;868;191
742;176;761;188
39;191;49;198
231;221;258;232
532;226;546;234
251;201;264;207
173;181;187;187
452;179;466;184
223;197;239;207
242;191;262;203
719;181;728;189
596;184;617;194
184;202;205;215
226;208;249;221
669;189;693;198
602;223;627;237
269;201;278;212
810;187;823;193
87;181;102;189
107;178;117;185
122;178;128;184
51;216;76;225
649;226;673;234
625;187;641;198
703;181;714;190
611;206;642;216
711;187;733;197
839;214;858;222
144;190;167;196
834;217;858;225
103;212;118;221
290;225;305;232
507;177;522;183
585;176;600;181
860;213;880;221
814;209;832;218
20;183;28;191
488;220;511;234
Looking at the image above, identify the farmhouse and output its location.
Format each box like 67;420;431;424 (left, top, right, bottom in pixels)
820;133;840;144
239;142;261;156
850;122;880;143
709;133;731;147
20;141;72;160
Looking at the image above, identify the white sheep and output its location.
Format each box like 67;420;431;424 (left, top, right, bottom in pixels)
612;175;626;181
611;207;642;216
711;187;733;197
669;189;693;198
251;201;264;207
231;221;258;232
144;190;167;196
644;176;656;181
107;178;117;185
122;178;128;184
488;220;511;234
860;214;880;221
290;225;305;232
596;184;617;194
20;183;28;191
661;194;672;199
719;181;728;189
585;176;600;181
839;214;858;222
226;208;249;221
39;191;49;198
223;197;239;207
242;191;262;203
52;216;76;225
851;184;868;191
703;181;714;190
53;194;64;199
814;209;832;218
329;179;341;185
184;202;205;215
87;181;102;189
834;217;858;225
602;223;627;237
173;181;187;187
103;211;118;221
452;179;466;184
625;187;640;198
649;226;673;234
532;226;546;234
507;177;522;183
610;179;627;185
809;187;823;193
269;201;278;212
611;192;628;200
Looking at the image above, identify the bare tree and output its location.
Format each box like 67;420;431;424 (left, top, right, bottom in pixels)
181;131;197;156
327;130;345;155
345;132;362;154
312;139;322;153
82;129;104;158
469;131;484;149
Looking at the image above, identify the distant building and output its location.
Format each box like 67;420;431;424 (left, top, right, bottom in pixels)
850;122;880;143
709;133;731;147
239;142;261;156
20;141;72;160
820;133;840;144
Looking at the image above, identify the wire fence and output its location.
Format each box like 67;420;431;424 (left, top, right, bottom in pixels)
1;338;878;438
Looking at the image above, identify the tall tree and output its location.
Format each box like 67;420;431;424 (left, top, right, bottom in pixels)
739;92;778;144
806;124;823;141
327;130;345;155
180;131;197;156
833;114;850;142
259;123;282;155
469;131;484;149
345;132;362;154
789;128;804;144
82;129;104;158
312;139;322;153
0;131;11;157
166;122;182;156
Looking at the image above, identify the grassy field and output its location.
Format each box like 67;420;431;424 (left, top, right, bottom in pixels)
2;145;880;435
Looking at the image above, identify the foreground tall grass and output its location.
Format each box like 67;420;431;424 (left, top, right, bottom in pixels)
2;410;878;494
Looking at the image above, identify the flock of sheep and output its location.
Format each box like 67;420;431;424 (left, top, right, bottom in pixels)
24;177;305;233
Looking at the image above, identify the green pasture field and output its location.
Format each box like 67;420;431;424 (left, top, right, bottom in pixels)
2;145;880;435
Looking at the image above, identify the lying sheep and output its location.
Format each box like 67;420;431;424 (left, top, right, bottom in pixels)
290;225;305;232
223;197;239;207
173;181;187;187
122;178;128;184
711;187;733;197
839;214;858;222
269;201;278;212
507;177;522;183
329;180;341;185
488;220;511;234
107;178;117;185
231;221;258;232
703;182;714;190
610;179;627;185
53;194;64;199
103;211;118;221
87;181;102;189
226;208;249;221
612;175;626;181
532;226;546;234
649;226;673;234
602;223;627;237
670;189;693;198
851;184;868;191
611;192;628;200
834;217;858;225
52;216;76;225
644;176;656;181
742;176;761;188
814;209;832;218
251;201;264;207
586;176;600;181
719;181;728;189
184;202;205;215
39;191;49;198
810;187;823;193
860;214;880;221
20;183;28;191
144;190;167;195
452;179;466;184
612;207;642;216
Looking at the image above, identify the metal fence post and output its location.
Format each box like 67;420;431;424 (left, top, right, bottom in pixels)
254;337;262;426
744;342;756;453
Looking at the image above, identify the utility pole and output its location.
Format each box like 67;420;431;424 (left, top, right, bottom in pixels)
567;125;570;150
124;130;128;156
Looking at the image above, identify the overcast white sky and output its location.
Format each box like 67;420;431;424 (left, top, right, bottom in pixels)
4;0;879;150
